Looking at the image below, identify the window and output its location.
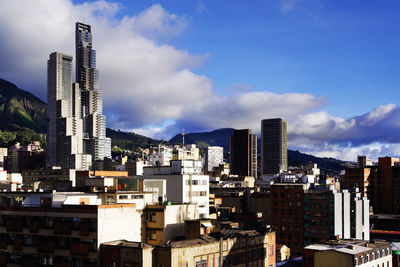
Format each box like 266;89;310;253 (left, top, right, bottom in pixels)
119;195;128;199
148;230;157;240
269;245;274;256
149;212;157;222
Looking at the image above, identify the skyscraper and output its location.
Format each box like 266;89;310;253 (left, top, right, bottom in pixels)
75;22;111;162
47;52;92;170
261;118;287;175
229;129;257;178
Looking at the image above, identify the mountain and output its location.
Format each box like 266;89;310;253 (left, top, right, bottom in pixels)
170;128;234;150
0;79;47;132
106;128;167;151
0;78;351;172
169;128;350;174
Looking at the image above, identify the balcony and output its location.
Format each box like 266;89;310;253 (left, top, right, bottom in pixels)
6;219;23;232
0;254;7;265
79;222;90;236
29;220;39;233
53;221;72;235
70;242;90;256
0;239;6;249
13;238;23;250
37;240;56;253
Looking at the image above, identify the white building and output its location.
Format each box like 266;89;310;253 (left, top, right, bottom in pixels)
143;160;209;218
205;146;224;173
148;145;173;166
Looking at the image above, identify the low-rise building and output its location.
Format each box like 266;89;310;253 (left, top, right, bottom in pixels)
101;229;276;267
143;203;199;245
303;240;392;267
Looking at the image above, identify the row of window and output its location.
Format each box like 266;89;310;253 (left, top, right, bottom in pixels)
118;194;143;200
355;248;391;266
185;180;208;185
186;191;208;197
0;216;97;231
0;233;97;251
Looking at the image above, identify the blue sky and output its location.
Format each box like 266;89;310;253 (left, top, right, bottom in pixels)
73;0;400;118
2;0;400;160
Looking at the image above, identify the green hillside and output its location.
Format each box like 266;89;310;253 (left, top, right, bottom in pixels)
106;128;167;151
0;79;47;132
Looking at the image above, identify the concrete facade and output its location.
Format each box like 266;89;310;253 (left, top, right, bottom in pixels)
205;146;224;173
47;52;92;170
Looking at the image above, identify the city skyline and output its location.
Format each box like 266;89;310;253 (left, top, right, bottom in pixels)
1;0;400;161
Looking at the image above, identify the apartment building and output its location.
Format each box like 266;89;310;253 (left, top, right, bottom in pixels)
0;200;140;266
270;183;306;257
143;160;209;218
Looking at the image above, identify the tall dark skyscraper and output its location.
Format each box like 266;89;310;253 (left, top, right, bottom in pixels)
75;22;111;162
261;118;287;175
229;129;257;178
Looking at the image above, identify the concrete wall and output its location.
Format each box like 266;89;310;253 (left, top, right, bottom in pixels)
97;205;141;247
164;204;199;242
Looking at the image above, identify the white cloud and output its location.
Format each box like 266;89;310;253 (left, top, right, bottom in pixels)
1;0;400;161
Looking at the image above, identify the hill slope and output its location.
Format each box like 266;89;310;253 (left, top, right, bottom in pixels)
169;128;349;173
0;79;47;132
106;128;167;151
0;78;166;149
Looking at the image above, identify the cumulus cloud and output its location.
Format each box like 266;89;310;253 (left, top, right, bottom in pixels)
289;103;400;146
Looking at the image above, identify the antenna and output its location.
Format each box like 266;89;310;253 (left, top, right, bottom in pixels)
182;128;185;148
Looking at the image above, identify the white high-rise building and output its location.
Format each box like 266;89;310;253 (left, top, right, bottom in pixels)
76;22;111;162
47;52;92;170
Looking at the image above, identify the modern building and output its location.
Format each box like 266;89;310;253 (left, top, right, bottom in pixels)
47;52;92;170
303;240;392;267
75;22;111;162
143;160;210;218
261;118;287;175
229;129;257;178
303;188;370;246
271;183;370;257
205;146;224;173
